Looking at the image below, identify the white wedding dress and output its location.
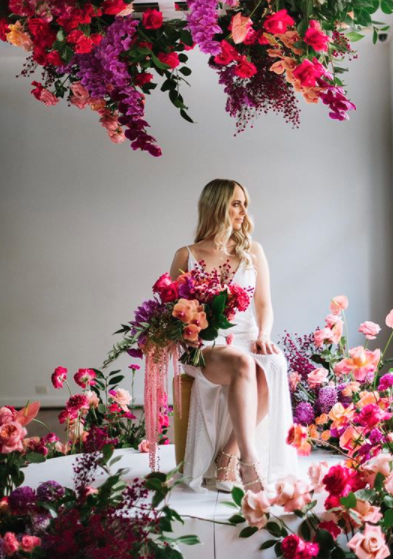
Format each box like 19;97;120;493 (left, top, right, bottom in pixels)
182;247;298;492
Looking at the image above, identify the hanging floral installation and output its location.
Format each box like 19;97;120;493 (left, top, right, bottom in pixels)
0;0;391;155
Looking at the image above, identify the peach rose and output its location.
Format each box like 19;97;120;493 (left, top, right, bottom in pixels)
109;388;131;411
342;382;361;397
241;490;271;529
348;523;389;559
0;407;15;426
334;347;380;383
358;391;382;409
329;295;349;316
280;31;303;54
307;367;328;388
0;421;27;453
286;424;311;455
288;371;301;392
328;403;355;428
272;474;312;512
345;500;383;530
308;461;329;492
309;424;319;439
321;430;331;441
385;309;393;329
362;454;393;486
70;82;90;109
6;21;33;51
359;321;381;340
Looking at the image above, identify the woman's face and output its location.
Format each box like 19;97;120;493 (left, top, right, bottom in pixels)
229;184;247;231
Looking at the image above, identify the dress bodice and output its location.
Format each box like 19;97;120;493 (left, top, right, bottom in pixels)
186;247;259;341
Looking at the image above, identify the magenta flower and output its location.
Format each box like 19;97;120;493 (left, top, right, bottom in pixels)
128;363;141;371
51;366;67;389
66;394;89;414
74;368;97;389
378;373;393;391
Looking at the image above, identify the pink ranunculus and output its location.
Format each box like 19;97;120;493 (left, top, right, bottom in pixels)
0;421;27;453
263;9;295;35
308;461;329;493
307;367;328;388
386;309;393;328
348;523;389;559
288;371;301;392
138;439;150;453
74;368;97;389
314;327;333;348
2;532;20;556
336;346;381;382
272;474;312;512
109;388;131;411
329;295;349;316
0;407;16;426
292;58;325;88
304;20;330;52
20;535;41;553
359;321;381;340
241;490;271;529
51;366;68;389
85;390;99;408
152;272;172;294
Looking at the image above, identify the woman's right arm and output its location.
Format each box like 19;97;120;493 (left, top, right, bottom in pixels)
169;246;189;281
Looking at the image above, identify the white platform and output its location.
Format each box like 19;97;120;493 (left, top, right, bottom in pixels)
23;445;343;559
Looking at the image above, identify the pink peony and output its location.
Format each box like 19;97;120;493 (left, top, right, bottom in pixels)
308;461;329;492
329;295;349;316
385;309;393;328
272;474;312;512
307;367;328;388
74;368;97;389
108;388;131;411
348;523;389;559
20;535;41;553
241;490;271;529
263;9;295;35
2;532;19;556
51;366;68;389
304;20;330;52
0;407;16;426
138;439;150;453
359;321;381;340
0;421;27;453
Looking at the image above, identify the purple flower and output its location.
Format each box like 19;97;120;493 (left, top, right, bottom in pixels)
130;298;163;336
318;84;356;121
294;402;315;425
127;348;143;359
9;486;36;514
316;386;337;414
378;373;393;391
31;513;51;533
37;480;65;502
369;429;384;445
186;0;221;55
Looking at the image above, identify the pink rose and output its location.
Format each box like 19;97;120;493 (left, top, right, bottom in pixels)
386;309;393;328
359;321;381;340
138;439;150;453
85;390;99;408
142;8;163;29
307;367;328;388
308;461;329;492
0;421;27;453
241;490;271;529
314;327;333;348
263;9;295;35
304;20;330;52
74;368;97;389
272;474;312;512
330;320;343;345
2;532;19;556
51;366;68;389
325;314;342;328
160;282;179;303
157;52;180;69
348;523;389;559
363;454;393;486
329;295;349;316
293;58;325;88
288;371;301;392
153;272;172;294
109;388;131;411
214;40;239;65
20;535;41;553
234;57;257;78
337;346;381;382
348;500;383;528
70;81;90;109
0;407;16;426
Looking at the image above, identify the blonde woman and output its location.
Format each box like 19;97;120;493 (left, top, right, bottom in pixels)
170;179;297;493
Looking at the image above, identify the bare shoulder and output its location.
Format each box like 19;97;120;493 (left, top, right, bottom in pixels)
170;246;190;280
174;246;190;259
249;241;265;263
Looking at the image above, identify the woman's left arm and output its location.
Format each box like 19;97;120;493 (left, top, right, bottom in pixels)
251;241;279;355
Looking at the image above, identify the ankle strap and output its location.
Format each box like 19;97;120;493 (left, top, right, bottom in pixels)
239;458;260;467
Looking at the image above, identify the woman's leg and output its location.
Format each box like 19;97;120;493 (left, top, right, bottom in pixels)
201;346;266;489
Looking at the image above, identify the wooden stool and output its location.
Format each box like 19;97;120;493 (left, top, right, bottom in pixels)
172;374;194;473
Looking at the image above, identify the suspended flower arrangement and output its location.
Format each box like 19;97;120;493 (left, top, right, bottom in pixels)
0;0;391;156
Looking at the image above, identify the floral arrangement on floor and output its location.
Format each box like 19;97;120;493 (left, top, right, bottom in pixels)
280;296;393;458
0;446;200;558
102;260;253;468
0;363;157;498
1;0;389;156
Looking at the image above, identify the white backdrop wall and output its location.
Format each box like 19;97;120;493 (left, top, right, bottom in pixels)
0;39;392;406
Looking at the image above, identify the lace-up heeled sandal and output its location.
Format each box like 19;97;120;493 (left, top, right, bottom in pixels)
237;459;266;493
214;449;241;492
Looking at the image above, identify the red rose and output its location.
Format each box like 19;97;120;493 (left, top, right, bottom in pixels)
47;50;63;66
75;35;94;54
322;464;350;496
134;72;154;87
91;33;103;46
153;273;172;294
281;535;302;559
180;41;195;51
157;52;180;69
161;283;179;303
67;29;84;44
142;8;163;30
103;0;128;15
234;57;257;79
304;20;330;52
292;58;324;88
214;40;238;65
318;521;341;540
263;9;295;35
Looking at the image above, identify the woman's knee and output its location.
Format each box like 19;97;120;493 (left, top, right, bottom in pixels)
231;353;255;380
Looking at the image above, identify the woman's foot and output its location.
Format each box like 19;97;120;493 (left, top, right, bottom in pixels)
238;457;265;493
214;449;240;491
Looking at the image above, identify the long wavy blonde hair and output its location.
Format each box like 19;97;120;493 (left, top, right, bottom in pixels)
194;179;254;265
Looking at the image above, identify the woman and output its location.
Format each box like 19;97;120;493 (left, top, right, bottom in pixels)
170;179;297;493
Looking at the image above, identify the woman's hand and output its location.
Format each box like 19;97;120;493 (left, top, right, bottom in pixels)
252;334;279;355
